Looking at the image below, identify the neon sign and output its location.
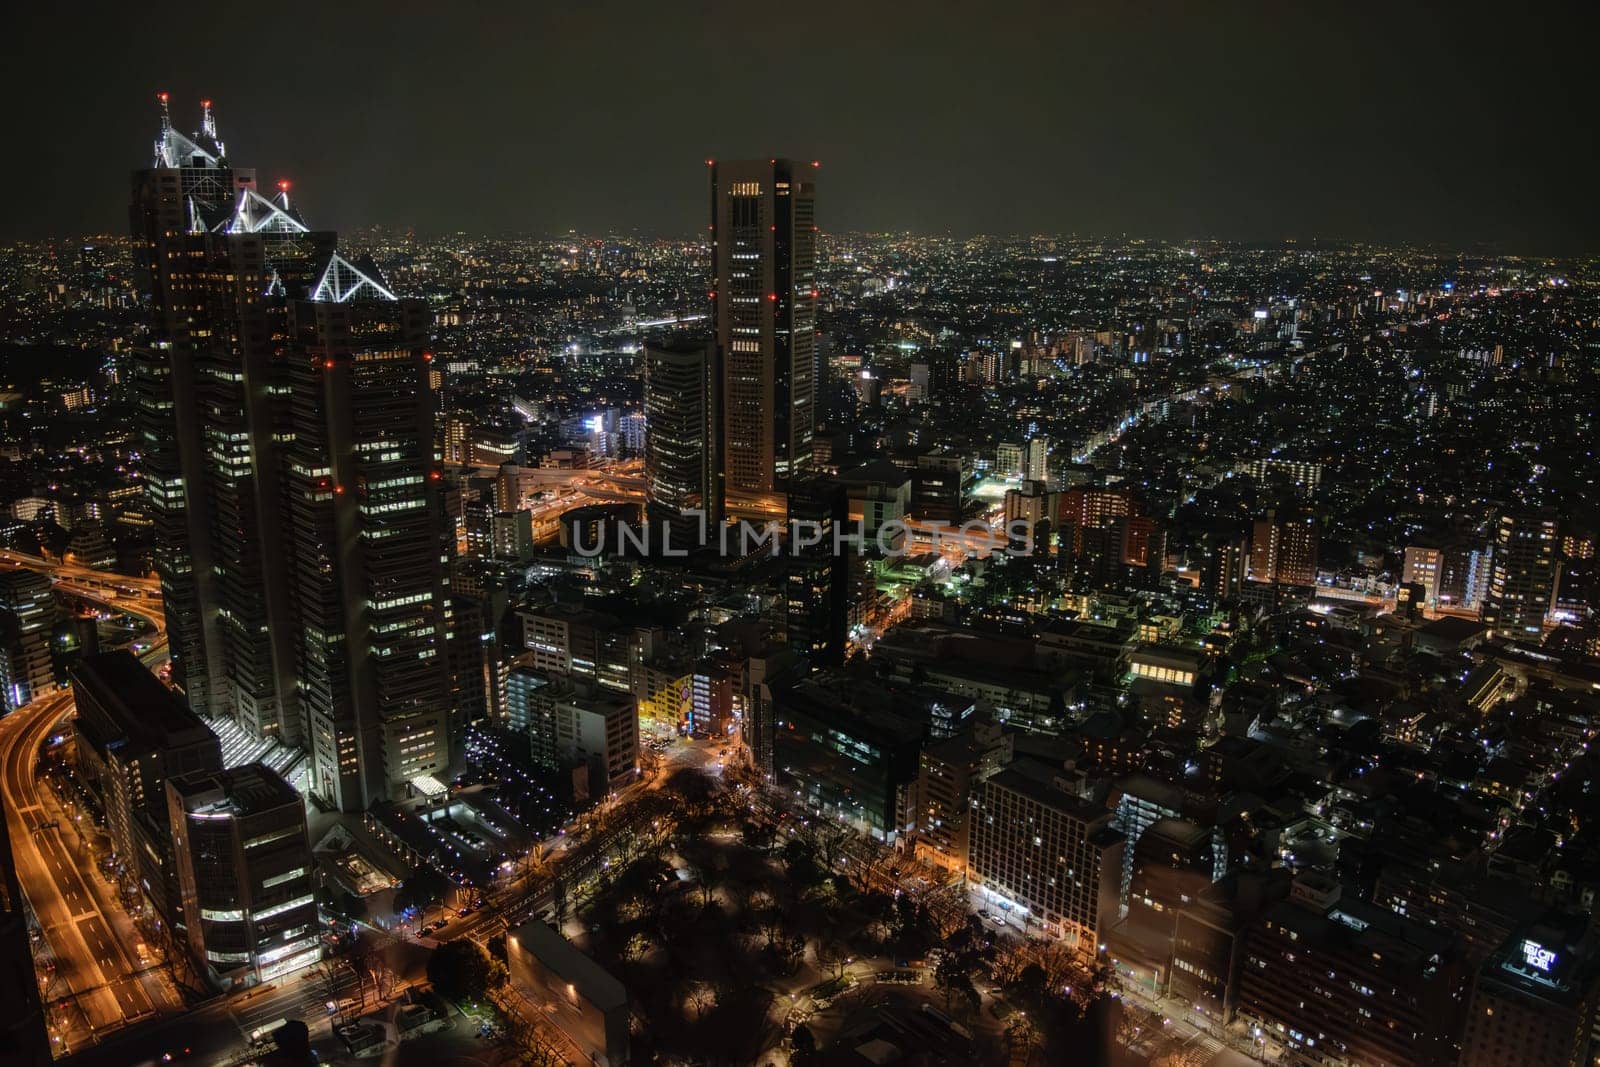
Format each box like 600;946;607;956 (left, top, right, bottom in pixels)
1521;940;1557;973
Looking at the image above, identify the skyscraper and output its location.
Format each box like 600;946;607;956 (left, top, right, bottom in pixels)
130;96;327;729
642;341;719;539
1482;510;1559;639
709;159;818;516
130;97;452;811
284;298;454;811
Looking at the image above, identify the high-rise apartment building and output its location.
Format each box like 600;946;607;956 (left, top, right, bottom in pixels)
709;159;818;516
1248;508;1318;587
1482;510;1559;639
1027;436;1050;482
130;98;452;811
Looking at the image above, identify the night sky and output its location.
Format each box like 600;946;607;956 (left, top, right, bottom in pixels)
4;1;1595;251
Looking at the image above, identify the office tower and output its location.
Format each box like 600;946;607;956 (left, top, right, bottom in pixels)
709;158;819;515
506;661;560;769
0;570;58;712
1481;510;1559;639
688;658;737;737
742;646;803;778
70;650;223;922
784;482;849;667
517;603;632;693
490;510;535;562
643;341;719;539
1460;916;1600;1067
285;297;453;811
969;762;1125;951
130;97;327;730
911;449;967;522
771;675;925;836
0;800;51;1065
1248;508;1318;586
131;98;453;812
503;667;637;794
166;763;320;987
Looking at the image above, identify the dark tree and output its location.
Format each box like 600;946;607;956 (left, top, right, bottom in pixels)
426;939;506;1002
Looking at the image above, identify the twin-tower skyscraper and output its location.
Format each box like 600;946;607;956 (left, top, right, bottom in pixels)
131;96;452;812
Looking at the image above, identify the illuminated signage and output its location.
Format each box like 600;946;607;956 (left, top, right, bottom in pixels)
1521;940;1557;973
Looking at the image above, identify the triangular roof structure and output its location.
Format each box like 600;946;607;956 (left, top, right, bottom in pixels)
224;188;309;235
310;252;398;303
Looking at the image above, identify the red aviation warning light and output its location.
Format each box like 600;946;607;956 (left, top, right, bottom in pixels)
157;91;170;104
201;99;212;109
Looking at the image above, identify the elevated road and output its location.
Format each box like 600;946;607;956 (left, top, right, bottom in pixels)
0;556;173;1052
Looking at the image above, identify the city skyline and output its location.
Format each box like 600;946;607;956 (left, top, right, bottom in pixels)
1;13;1598;1067
2;2;1598;251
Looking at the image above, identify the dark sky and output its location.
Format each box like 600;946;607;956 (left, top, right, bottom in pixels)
4;1;1596;251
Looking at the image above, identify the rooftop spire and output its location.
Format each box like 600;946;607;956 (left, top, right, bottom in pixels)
153;91;171;167
201;98;216;139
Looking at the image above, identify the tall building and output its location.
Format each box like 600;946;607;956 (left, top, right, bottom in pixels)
130;96;324;729
642;341;719;538
1248;508;1319;587
166;763;320;988
1237;874;1464;1067
503;667;638;795
784;481;850;667
0;570;58;712
709;158;819;515
970;762;1124;952
285;297;453;811
1402;546;1444;605
1460;916;1600;1067
70;650;223;921
1482;510;1559;639
130;97;453;811
1026;436;1050;482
